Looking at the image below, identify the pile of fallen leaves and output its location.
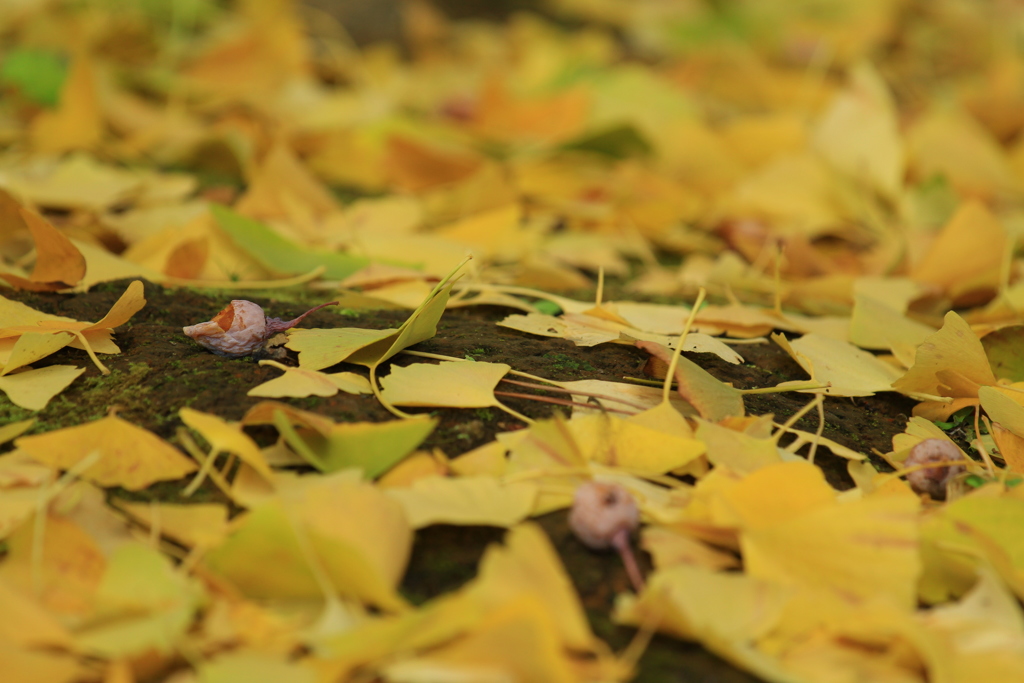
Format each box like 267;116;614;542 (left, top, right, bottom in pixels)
3;0;1024;681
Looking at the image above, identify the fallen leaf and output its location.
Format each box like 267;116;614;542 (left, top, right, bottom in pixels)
15;413;197;489
0;365;85;410
247;360;372;398
0;280;147;374
0;203;85;290
635;340;745;421
772;332;902;396
384;476;538;529
379;360;511;408
242;401;436;477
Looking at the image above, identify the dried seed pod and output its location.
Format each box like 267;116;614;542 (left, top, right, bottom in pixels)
183;300;337;358
569;481;645;591
905;438;964;500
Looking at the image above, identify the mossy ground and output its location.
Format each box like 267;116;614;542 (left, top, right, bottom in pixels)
0;278;918;682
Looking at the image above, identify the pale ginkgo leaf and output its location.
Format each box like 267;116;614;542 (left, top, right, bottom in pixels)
247;360;371;398
15;413;196;490
0;365;84;411
384;476;538;529
772;332;903;397
379;361;510;408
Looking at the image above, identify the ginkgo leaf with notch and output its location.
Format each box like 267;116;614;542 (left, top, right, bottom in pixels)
892;310;997;419
0;280;146;374
14;413;197;490
247;360;372;398
379;360;532;422
287;256;470;416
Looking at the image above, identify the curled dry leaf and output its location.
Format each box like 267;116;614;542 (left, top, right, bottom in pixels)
183;300;337;358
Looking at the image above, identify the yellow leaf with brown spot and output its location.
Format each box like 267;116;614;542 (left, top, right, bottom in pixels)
742;493;921;609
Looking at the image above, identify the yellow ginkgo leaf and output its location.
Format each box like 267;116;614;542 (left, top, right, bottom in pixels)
205;474;411;611
379;360;511;408
197;651;319;683
892;311;996;409
74;543;204;659
641;527;740;571
812;62;903;198
15;413;197;490
384;476;538;529
288;257;470;417
718;461;837;530
635;340;745;421
910;200;1007;299
772;332;903;396
0;576;72;648
0;332;75;376
472;523;597;652
742;493;921;609
570;412;706;474
247;360;372;398
0;513;106;616
694;419;782;475
382;597;577;683
29;53;102;154
287;257;468;373
0;203;86;291
0;419;34;446
242;400;436;478
613;563;793;680
117;502;230;549
0;280;146;374
0;365;85;411
0;639;84;683
979;385;1024;437
179;407;275;483
906;106;1020;200
849;292;933;356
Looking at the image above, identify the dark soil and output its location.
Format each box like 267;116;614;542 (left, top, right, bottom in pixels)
0;278;919;682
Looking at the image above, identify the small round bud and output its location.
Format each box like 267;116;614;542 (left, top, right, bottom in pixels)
568;482;640;550
905;439;964;500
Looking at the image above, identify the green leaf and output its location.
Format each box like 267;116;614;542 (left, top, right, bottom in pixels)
209;203;370;279
982;324;1024;382
533;300;562;316
560;124;652;159
274;409;435;478
0;49;67;107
